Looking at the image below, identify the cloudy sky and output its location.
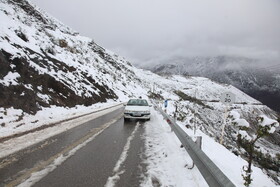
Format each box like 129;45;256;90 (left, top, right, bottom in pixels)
30;0;280;65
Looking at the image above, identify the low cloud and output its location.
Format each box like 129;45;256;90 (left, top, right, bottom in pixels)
32;0;280;65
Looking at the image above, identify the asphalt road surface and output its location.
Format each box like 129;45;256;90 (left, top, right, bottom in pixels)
0;107;147;187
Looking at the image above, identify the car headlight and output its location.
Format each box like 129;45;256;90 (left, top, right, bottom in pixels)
143;111;150;114
124;110;133;113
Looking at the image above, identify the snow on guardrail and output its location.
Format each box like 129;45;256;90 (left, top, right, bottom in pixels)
153;102;236;187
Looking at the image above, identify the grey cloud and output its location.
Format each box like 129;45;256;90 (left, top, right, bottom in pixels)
31;0;280;64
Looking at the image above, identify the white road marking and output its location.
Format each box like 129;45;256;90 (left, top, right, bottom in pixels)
104;122;140;187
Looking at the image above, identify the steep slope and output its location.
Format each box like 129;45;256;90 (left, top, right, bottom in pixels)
0;0;279;184
141;56;280;112
0;0;145;115
139;73;280;184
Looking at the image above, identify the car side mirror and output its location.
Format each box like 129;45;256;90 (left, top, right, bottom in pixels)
149;105;152;107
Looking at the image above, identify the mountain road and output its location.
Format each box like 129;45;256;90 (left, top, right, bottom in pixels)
0;106;147;187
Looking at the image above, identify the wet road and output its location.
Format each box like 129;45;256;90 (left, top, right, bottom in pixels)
0;107;147;187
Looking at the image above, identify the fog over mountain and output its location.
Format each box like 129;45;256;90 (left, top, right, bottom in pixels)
139;56;280;112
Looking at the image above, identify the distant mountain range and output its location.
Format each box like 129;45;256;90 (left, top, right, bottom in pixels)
140;56;280;113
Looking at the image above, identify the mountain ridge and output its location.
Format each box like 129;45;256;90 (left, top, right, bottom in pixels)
140;55;280;112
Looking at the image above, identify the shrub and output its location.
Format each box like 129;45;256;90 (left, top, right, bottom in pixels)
231;113;279;186
59;39;68;48
148;91;164;100
174;90;212;109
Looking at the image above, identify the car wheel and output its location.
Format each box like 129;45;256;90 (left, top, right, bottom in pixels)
124;117;129;121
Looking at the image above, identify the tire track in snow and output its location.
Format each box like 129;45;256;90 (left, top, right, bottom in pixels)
105;122;140;187
6;115;122;187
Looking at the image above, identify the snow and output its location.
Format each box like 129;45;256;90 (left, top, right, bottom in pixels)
1;104;277;186
0;103;123;159
142;108;278;187
0;101;122;139
142;108;208;187
229;110;250;128
105;122;141;187
259;115;278;127
236;119;250;128
0;107;23;127
37;93;51;103
238;130;252;141
230;110;241;120
196;126;277;187
0;0;279;185
258;115;279;133
0;72;20;86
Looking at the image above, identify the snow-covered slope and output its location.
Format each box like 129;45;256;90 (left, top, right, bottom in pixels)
0;0;279;185
143;108;278;187
140;56;280;112
0;0;146;113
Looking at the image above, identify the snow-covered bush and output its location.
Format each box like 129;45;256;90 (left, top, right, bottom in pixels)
229;111;279;186
257;115;279;135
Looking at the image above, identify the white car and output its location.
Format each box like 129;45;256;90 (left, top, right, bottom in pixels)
124;99;151;120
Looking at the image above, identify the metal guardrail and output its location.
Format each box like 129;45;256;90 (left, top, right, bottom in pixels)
155;104;236;187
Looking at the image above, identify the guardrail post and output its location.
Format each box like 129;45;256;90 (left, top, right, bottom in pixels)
188;136;202;169
195;136;202;149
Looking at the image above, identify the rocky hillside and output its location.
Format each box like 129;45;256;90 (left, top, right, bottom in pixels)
0;0;146;115
0;0;279;183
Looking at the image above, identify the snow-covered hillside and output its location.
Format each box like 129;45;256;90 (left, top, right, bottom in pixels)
0;0;146;125
143;108;278;187
140;56;280;112
0;0;279;185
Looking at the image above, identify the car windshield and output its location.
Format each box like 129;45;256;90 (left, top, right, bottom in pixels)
127;99;148;106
